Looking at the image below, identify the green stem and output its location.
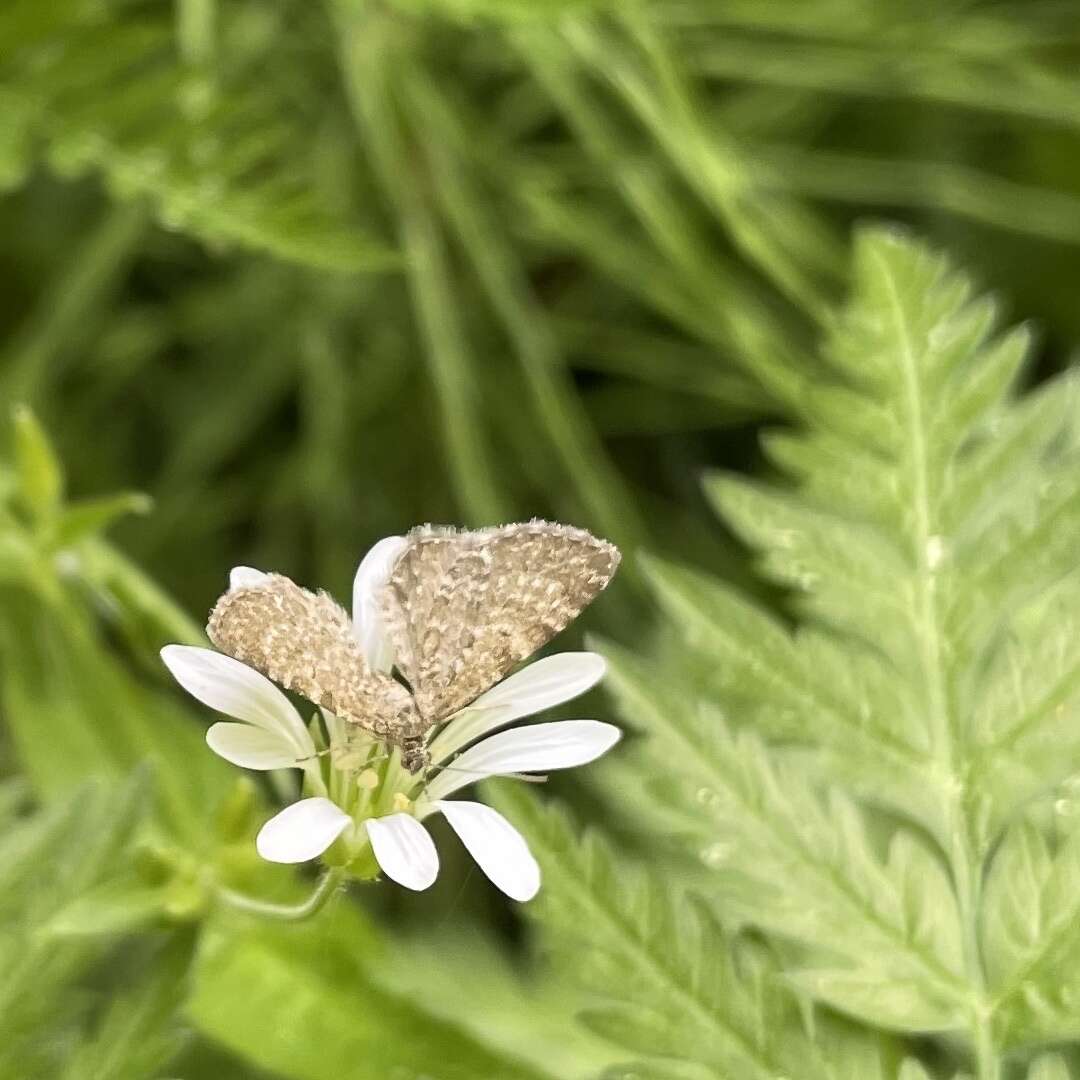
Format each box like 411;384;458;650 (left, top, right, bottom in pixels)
216;867;345;922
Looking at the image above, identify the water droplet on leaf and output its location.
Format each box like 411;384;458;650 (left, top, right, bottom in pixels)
925;535;946;569
700;842;732;868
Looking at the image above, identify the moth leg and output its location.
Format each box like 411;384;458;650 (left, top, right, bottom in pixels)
400;737;429;775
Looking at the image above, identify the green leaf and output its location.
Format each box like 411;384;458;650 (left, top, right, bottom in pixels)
12;404;63;522
0;586;231;845
58;934;191;1080
596;640;966;1033
897;1062;934;1080
639;554;937;834
0;2;394;273
606;227;1080;1066
188;903;555;1080
982;821;1080;1047
787;969;961;1033
51;491;153;548
42;874;168;938
388;0;599;20
375;928;621;1079
1028;1055;1072;1080
0;773;187;1080
490;783;899;1080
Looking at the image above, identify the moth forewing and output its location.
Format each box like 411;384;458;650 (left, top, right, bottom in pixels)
206;573;424;743
380;521;620;725
206;522;620;778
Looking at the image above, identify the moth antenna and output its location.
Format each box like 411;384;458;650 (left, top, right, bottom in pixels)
294;747;333;764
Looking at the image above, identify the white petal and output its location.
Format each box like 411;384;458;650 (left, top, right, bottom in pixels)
229;566;269;590
436;800;539;902
429;653;607;763
352;536;409;673
255;798;351;863
424;720;621;801
365;813;439;891
161;645;313;754
206;722;303;770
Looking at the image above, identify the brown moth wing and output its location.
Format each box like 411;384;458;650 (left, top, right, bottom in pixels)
207;573;425;741
381;521;620;723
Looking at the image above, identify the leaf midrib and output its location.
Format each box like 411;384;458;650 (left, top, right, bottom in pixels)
611;662;967;999
875;243;954;769
874;244;995;1052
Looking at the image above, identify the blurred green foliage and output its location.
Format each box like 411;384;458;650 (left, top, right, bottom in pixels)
5;0;1080;1078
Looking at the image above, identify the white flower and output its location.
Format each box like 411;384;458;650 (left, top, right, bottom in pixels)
160;536;619;902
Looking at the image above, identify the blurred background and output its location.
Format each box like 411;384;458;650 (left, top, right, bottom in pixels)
2;0;1080;1076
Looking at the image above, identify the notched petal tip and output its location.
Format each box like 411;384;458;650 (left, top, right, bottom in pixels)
365;813;439;892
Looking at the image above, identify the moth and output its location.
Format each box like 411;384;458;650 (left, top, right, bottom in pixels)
206;521;620;772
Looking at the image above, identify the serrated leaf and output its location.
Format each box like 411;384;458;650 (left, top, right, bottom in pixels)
787;969;963;1032
0;586;231;844
982;821;1080;1046
610;228;1080;1066
982;823;1053;991
490;783;898;1080
0;773;186;1080
0;3;394;272
597;639;966;1033
375;929;622;1079
1028;1054;1072;1080
638;555;938;834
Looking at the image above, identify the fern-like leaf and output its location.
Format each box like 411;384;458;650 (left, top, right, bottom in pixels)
981;820;1080;1048
0;1;394;271
491;783;899;1080
0;774;187;1080
603;227;1080;1069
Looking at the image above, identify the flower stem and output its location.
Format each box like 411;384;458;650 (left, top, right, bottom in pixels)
216;867;345;922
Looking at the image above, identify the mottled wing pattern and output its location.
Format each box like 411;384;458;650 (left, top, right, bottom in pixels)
381;522;620;722
207;574;425;740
